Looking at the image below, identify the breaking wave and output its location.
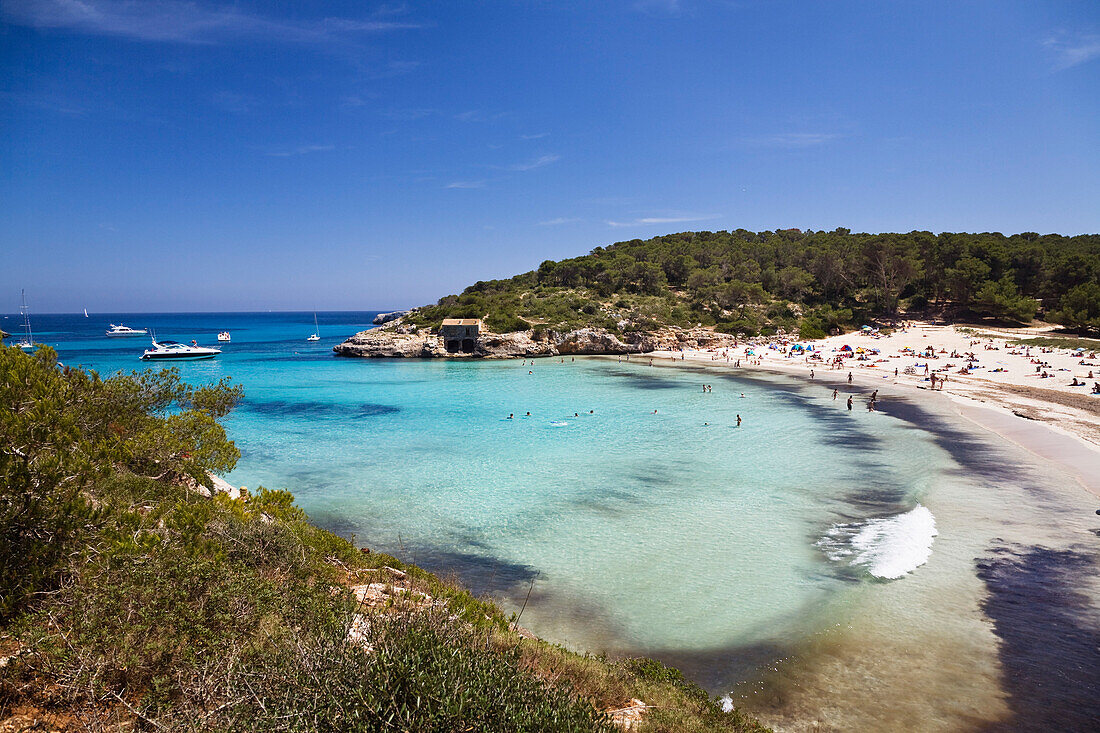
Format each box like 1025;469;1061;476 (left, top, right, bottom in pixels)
818;505;938;579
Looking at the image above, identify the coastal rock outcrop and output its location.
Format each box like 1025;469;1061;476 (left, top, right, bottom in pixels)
372;310;410;325
333;323;740;359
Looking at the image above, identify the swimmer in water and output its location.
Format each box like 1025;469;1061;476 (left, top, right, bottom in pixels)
507;413;513;419
525;412;531;417
653;409;658;414
574;413;579;417
740;392;745;398
736;414;742;427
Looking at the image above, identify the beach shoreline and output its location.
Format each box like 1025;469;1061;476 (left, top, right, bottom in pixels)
622;322;1100;500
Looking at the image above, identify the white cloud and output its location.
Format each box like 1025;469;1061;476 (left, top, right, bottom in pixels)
445;180;487;189
1;0;419;44
742;132;840;148
509;154;560;171
537;217;581;226
606;215;719;227
1043;31;1100;70
383;108;437;121
266;145;335;157
520;132;550;140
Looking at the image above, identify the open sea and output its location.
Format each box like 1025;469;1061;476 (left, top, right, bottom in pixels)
8;310;1099;731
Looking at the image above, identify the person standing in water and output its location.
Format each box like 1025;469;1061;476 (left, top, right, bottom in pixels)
847;372;853;384
736;414;742;427
832;389;839;400
846;395;853;411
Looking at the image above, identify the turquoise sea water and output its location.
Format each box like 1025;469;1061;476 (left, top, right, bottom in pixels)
12;311;1100;729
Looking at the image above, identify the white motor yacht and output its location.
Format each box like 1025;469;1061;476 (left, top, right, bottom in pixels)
106;324;148;337
140;339;221;361
217;331;231;342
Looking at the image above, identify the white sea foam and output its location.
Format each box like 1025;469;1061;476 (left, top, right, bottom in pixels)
819;505;938;579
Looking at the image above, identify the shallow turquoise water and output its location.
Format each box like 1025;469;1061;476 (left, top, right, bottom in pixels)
21;314;942;658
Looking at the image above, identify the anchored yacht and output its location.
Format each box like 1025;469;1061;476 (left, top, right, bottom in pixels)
140;339;220;361
106;324;148;337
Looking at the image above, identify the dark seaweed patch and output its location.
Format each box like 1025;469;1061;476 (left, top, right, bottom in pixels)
409;548;541;597
245;399;399;419
976;543;1100;731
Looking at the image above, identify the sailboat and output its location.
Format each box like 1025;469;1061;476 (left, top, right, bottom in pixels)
307;313;321;341
16;290;34;350
84;307;89;318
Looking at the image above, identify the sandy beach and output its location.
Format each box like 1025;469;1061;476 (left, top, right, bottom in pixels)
645;322;1100;499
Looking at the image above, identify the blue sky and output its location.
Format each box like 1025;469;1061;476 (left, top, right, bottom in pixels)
2;0;1098;312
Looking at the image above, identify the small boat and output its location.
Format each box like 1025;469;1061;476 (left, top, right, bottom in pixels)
217;331;231;342
16;290;34;350
307;312;321;341
106;324;148;337
84;308;89;318
140;339;221;361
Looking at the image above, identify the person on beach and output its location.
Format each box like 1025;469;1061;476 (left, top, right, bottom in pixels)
930;374;937;389
832;389;838;400
847;372;853;384
810;369;815;380
846;396;853;411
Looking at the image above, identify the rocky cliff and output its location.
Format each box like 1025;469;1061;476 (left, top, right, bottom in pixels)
332;321;739;359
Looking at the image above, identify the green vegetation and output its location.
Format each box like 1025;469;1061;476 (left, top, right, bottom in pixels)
403;229;1100;336
0;346;768;732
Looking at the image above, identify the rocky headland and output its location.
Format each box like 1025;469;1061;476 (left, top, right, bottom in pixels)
333;319;738;359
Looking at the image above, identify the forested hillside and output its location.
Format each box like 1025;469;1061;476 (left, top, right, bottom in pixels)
405;229;1100;338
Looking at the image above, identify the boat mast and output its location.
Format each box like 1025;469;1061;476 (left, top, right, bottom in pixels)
20;290;33;345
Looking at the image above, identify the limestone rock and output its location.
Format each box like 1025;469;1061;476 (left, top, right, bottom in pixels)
333;323;738;359
372;310;409;325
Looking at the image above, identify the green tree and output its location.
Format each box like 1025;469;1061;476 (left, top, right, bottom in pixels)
1051;282;1100;333
0;346;241;619
944;256;992;307
973;277;1037;323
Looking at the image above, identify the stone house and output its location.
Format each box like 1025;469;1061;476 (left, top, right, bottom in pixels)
440;318;481;353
